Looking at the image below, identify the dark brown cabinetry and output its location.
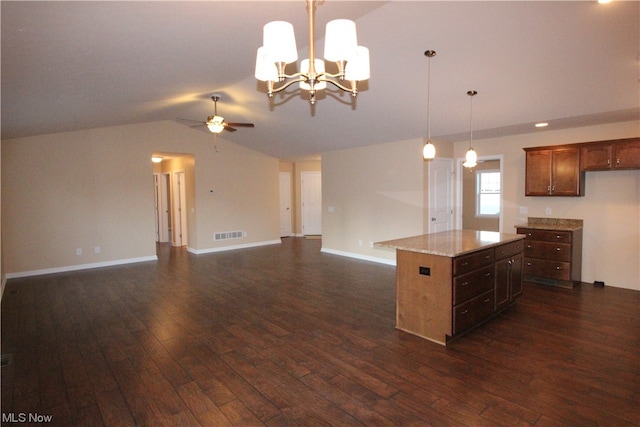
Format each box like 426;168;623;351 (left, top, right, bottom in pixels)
494;240;523;312
452;241;524;336
524;147;584;196
452;248;495;335
384;231;525;345
581;138;640;171
516;225;583;288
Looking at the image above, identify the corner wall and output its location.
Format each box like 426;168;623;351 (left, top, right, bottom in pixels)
1;120;280;276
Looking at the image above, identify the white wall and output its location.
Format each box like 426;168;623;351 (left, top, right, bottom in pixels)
322;121;639;290
1;120;280;276
322;138;425;262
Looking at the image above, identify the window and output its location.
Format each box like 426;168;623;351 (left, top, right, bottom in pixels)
476;170;500;217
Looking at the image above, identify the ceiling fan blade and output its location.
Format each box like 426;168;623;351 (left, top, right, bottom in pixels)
176;118;206;125
226;122;255;128
223;125;238;132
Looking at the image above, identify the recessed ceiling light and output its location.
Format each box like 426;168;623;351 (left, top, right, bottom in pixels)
598;0;612;4
535;122;549;128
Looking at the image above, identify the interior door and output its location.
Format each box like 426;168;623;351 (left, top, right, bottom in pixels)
301;171;322;236
172;171;187;247
428;158;454;233
279;172;292;237
154;173;170;242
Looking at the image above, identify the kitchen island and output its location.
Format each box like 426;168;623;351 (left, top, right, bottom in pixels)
376;230;525;345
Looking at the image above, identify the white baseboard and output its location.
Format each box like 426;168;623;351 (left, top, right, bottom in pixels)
320;247;396;266
188;239;282;255
5;255;159;279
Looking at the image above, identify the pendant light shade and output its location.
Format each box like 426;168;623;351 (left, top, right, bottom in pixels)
423;141;436;159
463;90;478;168
423;50;437;160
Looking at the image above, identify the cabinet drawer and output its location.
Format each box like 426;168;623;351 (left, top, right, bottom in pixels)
524;258;571;281
518;229;572;244
453;249;494;276
453;290;494;335
495;240;524;260
524;241;571;262
453;266;494;305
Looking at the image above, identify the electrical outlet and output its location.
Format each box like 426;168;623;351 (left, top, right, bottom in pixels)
419;266;431;276
545;207;552;215
76;248;82;256
94;246;101;254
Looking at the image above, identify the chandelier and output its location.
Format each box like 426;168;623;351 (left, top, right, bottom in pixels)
254;0;370;104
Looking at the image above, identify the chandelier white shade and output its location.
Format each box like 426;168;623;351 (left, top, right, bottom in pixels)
255;0;370;104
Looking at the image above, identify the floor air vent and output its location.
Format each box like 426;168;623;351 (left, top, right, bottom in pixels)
214;230;245;241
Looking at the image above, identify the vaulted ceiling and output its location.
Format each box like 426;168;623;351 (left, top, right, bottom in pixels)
2;1;638;160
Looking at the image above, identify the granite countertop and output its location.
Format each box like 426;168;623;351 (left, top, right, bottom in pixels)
375;229;524;258
515;217;583;231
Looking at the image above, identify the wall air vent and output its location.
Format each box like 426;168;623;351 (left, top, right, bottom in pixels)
214;230;245;241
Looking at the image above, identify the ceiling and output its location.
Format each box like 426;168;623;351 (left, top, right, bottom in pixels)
2;1;638;160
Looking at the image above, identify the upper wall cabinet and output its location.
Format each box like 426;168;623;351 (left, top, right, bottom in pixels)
581;138;640;171
524;146;584;197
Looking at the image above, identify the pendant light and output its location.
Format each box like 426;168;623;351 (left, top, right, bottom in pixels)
422;50;436;160
463;90;478;168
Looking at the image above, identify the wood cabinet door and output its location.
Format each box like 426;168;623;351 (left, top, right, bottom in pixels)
494;258;511;312
525;150;551;196
613;140;640;169
551;148;582;196
510;253;523;299
581;144;612;170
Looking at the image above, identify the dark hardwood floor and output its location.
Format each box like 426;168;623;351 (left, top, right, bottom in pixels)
2;237;639;426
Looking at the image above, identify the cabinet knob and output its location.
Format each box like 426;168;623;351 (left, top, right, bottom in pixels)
556;247;561;251
461;310;468;315
483;298;491;303
556;266;562;270
484;272;491;277
460;281;469;287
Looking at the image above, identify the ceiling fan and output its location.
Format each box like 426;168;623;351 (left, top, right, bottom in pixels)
177;95;255;133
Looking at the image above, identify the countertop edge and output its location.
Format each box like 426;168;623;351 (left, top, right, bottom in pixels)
375;233;524;258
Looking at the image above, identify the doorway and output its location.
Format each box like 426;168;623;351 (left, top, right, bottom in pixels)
279;172;292;237
456;156;503;232
427;158;454;233
154;173;171;242
301;171;322;236
172;171;187;247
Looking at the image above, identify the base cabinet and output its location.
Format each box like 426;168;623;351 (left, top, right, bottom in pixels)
395;239;524;345
495;253;523;312
516;226;583;288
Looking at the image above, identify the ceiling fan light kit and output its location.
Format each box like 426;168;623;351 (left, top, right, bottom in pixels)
255;0;370;104
177;94;255;134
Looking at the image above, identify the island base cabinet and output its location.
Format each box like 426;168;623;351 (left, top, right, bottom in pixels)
453;290;494;335
394;240;524;345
